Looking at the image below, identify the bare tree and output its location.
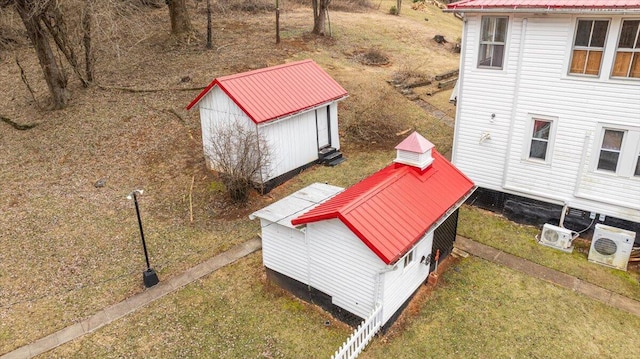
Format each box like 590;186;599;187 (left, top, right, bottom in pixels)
206;121;272;203
396;0;401;15
167;0;192;38
312;0;331;36
14;0;70;109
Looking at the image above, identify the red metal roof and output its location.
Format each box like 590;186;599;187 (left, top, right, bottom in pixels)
448;0;640;10
291;151;475;265
186;59;348;124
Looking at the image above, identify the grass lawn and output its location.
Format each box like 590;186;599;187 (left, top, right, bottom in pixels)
362;257;640;358
458;206;640;302
2;0;639;357
48;254;353;358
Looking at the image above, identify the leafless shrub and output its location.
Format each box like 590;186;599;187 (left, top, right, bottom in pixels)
0;6;24;50
206;120;272;203
216;0;274;13
391;67;430;86
288;0;372;12
341;83;409;147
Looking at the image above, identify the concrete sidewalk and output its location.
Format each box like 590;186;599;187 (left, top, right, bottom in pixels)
4;235;639;358
1;237;262;359
455;236;640;317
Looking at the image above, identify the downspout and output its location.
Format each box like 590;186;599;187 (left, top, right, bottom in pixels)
451;14;469;164
373;263;397;321
501;17;528;188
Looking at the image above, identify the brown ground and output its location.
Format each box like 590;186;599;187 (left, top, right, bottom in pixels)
0;2;463;352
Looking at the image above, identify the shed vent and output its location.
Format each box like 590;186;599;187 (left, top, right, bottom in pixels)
394;132;434;170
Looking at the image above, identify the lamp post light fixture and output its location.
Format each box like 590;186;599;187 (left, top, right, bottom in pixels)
127;189;159;288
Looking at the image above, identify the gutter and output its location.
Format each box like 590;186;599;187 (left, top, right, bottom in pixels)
444;8;640;15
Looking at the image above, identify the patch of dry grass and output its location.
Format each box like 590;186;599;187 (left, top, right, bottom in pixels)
0;2;460;354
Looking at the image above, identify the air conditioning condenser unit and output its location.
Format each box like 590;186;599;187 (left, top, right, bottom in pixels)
538;223;575;253
588;224;636;271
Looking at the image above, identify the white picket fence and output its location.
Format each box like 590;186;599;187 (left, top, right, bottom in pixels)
331;304;383;359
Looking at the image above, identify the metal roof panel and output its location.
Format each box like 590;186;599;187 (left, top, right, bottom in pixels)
186;60;348;123
292;151;476;264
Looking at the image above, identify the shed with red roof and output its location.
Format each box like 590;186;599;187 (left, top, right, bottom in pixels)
187;59;348;190
250;132;475;327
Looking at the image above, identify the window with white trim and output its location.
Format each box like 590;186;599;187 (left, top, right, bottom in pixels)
524;116;557;163
478;16;508;69
593;125;640;177
597;129;624;172
569;19;609;76
612;20;640;78
403;249;415;269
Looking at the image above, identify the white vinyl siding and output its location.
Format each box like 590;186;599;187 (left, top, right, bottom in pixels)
259;111;318;181
199;86;255;172
306;220;384;320
260;220;309;285
198;86;342;184
454;14;640;222
381;232;433;324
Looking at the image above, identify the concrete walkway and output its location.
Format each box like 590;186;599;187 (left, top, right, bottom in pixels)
4;235;639;358
455;236;640;317
1;237;262;359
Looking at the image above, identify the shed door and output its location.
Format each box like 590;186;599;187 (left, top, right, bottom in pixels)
316;106;330;149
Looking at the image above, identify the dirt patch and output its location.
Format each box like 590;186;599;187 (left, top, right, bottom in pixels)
352;48;391;66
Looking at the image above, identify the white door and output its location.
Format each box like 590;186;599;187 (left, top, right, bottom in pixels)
316;106;330;149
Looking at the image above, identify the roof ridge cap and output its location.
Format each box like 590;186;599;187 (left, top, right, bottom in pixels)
339;165;410;215
218;59;314;82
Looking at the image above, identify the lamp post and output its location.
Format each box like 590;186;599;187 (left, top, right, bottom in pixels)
127;189;159;288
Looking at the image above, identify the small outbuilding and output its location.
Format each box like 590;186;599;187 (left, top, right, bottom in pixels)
250;132;476;327
187;59;348;191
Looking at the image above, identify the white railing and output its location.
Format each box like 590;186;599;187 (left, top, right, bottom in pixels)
331;304;383;359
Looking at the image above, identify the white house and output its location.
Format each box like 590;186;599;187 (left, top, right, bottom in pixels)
446;0;640;237
250;132;475;327
186;59;348;191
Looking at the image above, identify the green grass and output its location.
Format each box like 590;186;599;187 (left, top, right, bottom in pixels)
458;206;640;301
48;254;351;358
361;258;640;358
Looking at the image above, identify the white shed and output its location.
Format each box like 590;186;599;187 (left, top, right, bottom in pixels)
187;59;348;191
250;132;476;327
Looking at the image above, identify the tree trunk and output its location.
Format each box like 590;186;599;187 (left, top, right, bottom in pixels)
41;3;88;87
83;0;93;82
168;0;192;37
15;0;69;109
312;0;331;36
396;0;402;15
275;0;280;44
206;0;212;49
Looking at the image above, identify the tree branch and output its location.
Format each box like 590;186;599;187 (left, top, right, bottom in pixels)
1;115;37;130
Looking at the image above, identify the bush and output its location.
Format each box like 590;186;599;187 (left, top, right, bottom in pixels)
205;120;271;204
341;83;410;148
389;5;398;15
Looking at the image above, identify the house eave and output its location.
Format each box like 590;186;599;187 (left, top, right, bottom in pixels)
444;8;640;15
